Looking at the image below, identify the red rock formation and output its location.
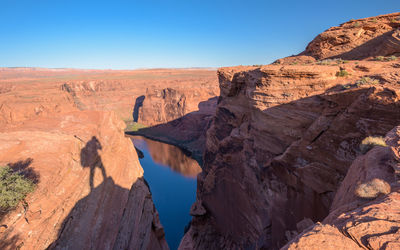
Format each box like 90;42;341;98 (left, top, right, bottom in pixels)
137;86;218;127
0;68;217;249
180;13;400;249
0;110;168;249
284;126;400;249
130;97;218;163
0;68;218;124
301;12;400;60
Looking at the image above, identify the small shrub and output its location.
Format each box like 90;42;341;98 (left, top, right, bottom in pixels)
370;18;378;23
355;77;380;86
316;59;332;65
316;58;346;65
374;55;397;62
336;69;349;77
124;121;147;132
355;178;390;199
0;166;35;212
342;84;351;90
360;136;387;154
353;22;361;28
282;92;293;97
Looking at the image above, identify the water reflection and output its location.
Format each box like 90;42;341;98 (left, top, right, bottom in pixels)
133;136;202;178
129;136;201;250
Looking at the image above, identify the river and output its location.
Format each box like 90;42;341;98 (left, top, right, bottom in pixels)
129;136;202;250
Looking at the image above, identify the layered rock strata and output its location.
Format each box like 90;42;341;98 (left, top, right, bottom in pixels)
180;12;400;249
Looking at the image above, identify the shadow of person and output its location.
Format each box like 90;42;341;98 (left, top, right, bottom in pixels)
80;136;107;190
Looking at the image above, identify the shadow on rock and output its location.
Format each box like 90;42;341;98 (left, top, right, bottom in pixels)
80;136;107;190
8;158;40;184
48;136;168;250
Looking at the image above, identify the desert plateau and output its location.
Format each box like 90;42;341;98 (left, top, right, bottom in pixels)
1;2;400;250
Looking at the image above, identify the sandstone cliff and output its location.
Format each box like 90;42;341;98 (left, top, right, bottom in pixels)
284;126;400;249
180;13;400;249
0;68;218;125
0;109;168;248
130;96;218;163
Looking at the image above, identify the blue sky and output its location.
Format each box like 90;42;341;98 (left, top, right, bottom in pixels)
0;0;398;69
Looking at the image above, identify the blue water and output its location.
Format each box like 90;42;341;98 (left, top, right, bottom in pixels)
130;136;201;250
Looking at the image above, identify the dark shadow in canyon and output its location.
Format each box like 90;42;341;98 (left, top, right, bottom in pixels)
80;136;107;190
48;176;164;249
48;136;164;249
184;69;400;248
48;177;127;249
126;96;218;166
133;95;145;122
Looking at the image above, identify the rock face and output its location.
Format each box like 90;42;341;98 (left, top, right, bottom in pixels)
301;12;400;60
0;110;168;250
131;96;218;163
180;13;400;249
137;86;218;127
284;126;400;249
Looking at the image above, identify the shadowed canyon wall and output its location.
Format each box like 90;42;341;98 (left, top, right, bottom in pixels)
180;12;400;249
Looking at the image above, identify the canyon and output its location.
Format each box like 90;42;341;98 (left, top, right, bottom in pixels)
1;12;400;250
0;68;217;249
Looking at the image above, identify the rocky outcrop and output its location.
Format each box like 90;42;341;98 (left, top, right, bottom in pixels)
180;14;400;248
137;86;218;127
0;110;168;249
59;69;218;123
130;96;218;163
301;12;400;60
284;126;400;249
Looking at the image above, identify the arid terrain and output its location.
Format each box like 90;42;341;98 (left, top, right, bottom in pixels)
1;11;400;250
0;68;217;249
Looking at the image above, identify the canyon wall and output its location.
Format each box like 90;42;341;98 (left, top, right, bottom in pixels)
284;126;400;249
0;68;218;125
0;110;168;249
180;13;400;249
129;96;218;163
0;69;176;249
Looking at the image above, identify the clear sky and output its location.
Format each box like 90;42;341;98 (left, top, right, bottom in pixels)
0;0;398;69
